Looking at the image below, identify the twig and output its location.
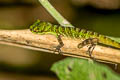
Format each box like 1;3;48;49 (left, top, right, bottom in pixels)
0;29;120;64
38;0;74;27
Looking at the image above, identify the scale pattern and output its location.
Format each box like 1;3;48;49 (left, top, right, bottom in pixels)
30;20;120;49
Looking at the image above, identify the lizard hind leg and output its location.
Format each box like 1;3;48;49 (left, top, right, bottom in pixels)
86;44;96;57
77;38;99;58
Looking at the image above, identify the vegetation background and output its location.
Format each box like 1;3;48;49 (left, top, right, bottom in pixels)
0;0;120;79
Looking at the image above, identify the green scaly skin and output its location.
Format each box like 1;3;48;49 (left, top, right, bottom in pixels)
30;20;120;50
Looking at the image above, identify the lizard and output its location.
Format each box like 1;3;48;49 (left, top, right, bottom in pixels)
30;20;120;57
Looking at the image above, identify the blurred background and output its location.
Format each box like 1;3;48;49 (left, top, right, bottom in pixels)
0;0;120;80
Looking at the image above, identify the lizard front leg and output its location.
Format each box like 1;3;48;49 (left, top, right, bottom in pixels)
54;35;64;54
77;38;99;57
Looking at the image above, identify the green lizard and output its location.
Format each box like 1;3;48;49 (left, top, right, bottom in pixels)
30;20;120;57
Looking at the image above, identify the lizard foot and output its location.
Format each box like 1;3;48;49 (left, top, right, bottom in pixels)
78;38;98;58
54;35;64;54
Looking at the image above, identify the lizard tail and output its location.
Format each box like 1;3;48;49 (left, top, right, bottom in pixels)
98;35;120;49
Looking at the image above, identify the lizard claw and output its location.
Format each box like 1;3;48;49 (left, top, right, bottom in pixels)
54;45;63;54
86;49;96;60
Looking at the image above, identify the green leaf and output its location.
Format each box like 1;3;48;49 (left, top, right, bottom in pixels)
51;58;120;80
107;36;120;43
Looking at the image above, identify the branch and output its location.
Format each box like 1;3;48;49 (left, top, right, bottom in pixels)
38;0;74;27
0;29;120;64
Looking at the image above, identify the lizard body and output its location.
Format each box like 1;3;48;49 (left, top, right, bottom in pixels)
30;20;120;56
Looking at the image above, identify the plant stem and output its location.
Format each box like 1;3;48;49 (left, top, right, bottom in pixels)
38;0;74;27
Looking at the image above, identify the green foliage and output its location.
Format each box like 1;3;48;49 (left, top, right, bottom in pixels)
108;36;120;43
51;58;120;80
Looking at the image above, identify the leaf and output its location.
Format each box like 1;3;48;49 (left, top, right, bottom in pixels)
107;36;120;43
51;58;120;80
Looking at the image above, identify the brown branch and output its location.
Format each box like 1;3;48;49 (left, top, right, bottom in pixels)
0;29;120;64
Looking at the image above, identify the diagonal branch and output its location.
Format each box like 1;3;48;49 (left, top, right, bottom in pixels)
0;29;120;64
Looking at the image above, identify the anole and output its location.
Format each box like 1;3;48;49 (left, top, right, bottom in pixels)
30;20;120;57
